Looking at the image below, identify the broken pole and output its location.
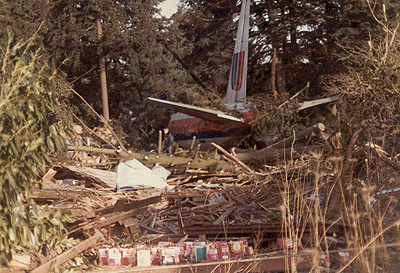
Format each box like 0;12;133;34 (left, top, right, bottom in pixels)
158;130;162;154
193;144;201;159
189;136;197;151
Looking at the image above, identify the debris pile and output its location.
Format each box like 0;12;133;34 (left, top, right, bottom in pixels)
15;122;391;272
28;160;320;272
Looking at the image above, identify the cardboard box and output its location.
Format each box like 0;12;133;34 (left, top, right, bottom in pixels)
107;248;121;266
121;248;136;265
137;249;152;266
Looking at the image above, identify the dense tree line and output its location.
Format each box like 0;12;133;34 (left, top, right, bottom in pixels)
2;0;397;127
175;0;393;98
1;0;399;141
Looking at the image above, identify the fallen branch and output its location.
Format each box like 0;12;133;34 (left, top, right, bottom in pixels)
278;82;309;109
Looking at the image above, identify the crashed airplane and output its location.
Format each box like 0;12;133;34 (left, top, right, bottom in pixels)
148;0;340;150
148;0;255;150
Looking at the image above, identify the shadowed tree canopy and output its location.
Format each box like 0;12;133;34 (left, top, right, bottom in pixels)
1;0;200;126
43;0;177;121
1;0;398;141
173;0;393;100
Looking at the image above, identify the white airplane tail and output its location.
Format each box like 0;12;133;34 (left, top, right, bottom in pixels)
224;0;250;111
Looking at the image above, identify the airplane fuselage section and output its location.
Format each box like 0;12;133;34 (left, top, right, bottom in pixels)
169;111;256;150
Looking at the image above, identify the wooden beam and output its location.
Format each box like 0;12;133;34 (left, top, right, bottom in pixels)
213;207;234;225
87;210;138;230
31;232;101;273
182;222;342;236
96;195;161;215
66;146;235;171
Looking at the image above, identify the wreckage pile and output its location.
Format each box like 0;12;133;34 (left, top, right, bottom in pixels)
13;121;400;272
12;123;333;272
30;163;319;272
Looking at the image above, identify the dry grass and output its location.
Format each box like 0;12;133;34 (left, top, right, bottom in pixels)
273;130;400;272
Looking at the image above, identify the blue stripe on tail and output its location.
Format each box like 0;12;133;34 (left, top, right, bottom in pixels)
231;53;238;90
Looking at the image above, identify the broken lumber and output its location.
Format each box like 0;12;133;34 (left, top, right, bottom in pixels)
298;95;341;111
213;207;234;225
31;232;101;273
96;195;161;215
66;146;235;171
84;210;138;231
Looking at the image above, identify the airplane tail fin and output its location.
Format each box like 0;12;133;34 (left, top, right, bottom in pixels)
224;0;250;111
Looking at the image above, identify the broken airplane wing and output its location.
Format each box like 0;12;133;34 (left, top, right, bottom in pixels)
298;95;341;111
147;97;245;124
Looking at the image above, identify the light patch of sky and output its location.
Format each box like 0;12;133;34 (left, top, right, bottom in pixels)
159;0;180;18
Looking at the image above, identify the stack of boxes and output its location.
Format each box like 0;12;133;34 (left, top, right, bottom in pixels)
97;238;254;266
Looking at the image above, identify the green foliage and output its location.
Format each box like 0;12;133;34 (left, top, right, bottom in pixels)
0;33;71;263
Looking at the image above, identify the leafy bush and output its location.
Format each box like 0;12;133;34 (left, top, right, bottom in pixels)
0;33;71;263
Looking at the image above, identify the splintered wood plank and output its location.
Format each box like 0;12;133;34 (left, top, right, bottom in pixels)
96;195;161;215
213;207;234;225
112;199;128;212
69;210;138;234
178;211;185;229
31;233;101;273
41;167;57;185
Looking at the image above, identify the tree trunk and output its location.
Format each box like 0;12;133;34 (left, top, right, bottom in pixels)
269;123;325;149
276;57;287;96
97;19;110;123
271;48;277;95
235;144;332;164
235;123;328;164
267;2;287;96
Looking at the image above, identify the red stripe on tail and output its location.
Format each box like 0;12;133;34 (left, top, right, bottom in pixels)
235;51;245;91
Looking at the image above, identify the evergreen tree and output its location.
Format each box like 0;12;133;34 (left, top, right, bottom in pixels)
0;0;48;48
177;0;238;100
